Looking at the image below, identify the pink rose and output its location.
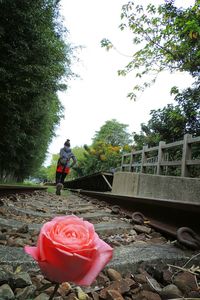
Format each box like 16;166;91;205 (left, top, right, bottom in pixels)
24;215;113;285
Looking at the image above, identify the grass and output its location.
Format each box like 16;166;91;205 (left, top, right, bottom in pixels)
46;185;70;196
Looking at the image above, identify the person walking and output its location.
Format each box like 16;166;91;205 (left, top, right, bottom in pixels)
55;139;77;195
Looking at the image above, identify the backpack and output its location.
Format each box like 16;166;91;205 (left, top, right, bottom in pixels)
58;146;72;166
59;158;68;166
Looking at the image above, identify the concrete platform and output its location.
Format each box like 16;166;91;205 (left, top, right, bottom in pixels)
112;172;200;202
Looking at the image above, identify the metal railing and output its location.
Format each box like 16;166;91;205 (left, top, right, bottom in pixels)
121;134;200;177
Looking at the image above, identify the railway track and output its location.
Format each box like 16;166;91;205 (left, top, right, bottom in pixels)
64;172;200;250
0;184;47;196
0;186;199;299
68;189;200;251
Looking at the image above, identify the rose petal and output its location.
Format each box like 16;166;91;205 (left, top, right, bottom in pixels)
24;246;39;261
38;249;93;283
40;221;96;254
75;238;113;286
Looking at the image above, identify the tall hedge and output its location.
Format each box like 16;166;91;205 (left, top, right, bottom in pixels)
0;0;73;181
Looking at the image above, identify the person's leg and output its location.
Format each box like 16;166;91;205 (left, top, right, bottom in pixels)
56;172;62;184
60;173;67;185
56;172;63;195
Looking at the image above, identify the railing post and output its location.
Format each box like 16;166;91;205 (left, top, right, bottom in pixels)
181;134;192;177
121;154;124;171
129;152;134;172
141;145;148;173
157;141;166;175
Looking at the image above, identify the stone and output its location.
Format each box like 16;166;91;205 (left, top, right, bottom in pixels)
107;269;122;281
0;233;6;240
124;278;136;288
7;238;15;247
188;290;200;297
0;283;15;299
134;274;147;284
15;284;36;299
161;284;182;299
14;238;25;247
45;285;58;296
90;291;99;300
58;281;71;296
99;279;131;299
0;240;7;245
147;237;166;245
106;289;125;300
0;269;13;285
140;290;161;300
67;292;79;300
76;286;89;300
96;272;110;286
129;230;137;236
31;275;44;290
174;271;198;294
12;272;32;288
17;224;29;234
146;277;162;292
162;269;173;284
34;293;49;300
133;225;151;234
130;286;141;295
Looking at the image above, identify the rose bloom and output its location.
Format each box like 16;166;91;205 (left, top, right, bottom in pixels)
24;215;113;285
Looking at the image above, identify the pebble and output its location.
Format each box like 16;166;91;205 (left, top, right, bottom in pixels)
107;269;123;281
0;254;199;300
0;191;199;300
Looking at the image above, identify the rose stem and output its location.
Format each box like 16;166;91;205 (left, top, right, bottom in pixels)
49;282;60;300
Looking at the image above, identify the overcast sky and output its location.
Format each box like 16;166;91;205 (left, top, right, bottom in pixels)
45;0;194;164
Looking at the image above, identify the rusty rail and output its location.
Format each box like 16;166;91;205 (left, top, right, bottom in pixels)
68;188;200;250
0;185;47;196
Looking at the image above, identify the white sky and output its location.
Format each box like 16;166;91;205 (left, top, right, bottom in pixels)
46;0;195;164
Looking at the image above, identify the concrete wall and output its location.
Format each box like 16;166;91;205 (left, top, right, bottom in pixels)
111;172;139;197
112;172;200;203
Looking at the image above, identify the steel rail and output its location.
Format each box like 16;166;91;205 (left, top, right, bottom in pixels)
68;188;200;249
0;185;47;196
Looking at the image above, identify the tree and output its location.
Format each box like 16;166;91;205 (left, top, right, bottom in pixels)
93;119;133;146
0;0;74;182
77;142;129;176
134;86;200;148
32;166;48;183
101;0;200;99
76;120;133;176
45;154;59;182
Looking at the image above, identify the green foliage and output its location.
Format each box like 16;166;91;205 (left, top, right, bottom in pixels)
93;119;133;146
45;154;59;182
80;142;132;176
75;119;133;176
32;166;48;182
101;0;200;99
0;0;74;182
66;146;87;179
45;119;133;179
134;85;200;148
